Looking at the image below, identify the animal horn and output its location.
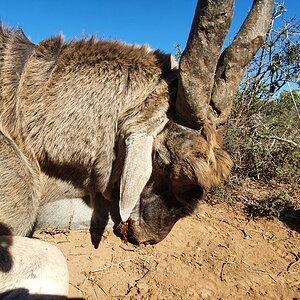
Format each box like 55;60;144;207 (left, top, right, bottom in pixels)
175;0;274;129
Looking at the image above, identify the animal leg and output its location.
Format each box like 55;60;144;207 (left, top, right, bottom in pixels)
0;130;40;236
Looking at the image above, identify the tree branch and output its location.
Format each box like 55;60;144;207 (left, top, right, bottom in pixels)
175;0;234;129
259;134;298;146
210;0;274;126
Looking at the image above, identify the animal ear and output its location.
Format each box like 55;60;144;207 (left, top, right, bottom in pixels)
119;135;154;222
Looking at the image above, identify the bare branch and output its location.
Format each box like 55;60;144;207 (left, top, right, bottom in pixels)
287;82;300;119
259;134;298;146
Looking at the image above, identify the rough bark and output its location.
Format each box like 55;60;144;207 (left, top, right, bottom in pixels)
176;0;234;129
210;0;274;126
176;0;274;129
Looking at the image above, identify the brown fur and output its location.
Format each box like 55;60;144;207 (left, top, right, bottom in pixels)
154;123;232;188
0;26;232;240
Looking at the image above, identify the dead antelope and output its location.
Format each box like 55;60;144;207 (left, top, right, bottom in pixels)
0;0;274;296
0;0;273;246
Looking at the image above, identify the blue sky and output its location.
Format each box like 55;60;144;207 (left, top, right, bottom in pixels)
0;0;298;55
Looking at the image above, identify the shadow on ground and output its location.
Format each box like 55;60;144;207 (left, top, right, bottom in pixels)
280;208;300;233
0;288;84;299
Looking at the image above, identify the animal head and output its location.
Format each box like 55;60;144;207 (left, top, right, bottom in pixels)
123;122;233;243
117;0;274;244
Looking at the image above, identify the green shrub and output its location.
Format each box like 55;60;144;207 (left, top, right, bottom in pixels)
245;190;296;219
224;91;300;186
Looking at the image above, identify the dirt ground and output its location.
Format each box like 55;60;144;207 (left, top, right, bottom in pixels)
34;189;300;300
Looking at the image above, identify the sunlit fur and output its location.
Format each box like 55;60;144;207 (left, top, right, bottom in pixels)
161;122;232;190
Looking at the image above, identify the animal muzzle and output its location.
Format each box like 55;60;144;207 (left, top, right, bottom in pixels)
116;218;172;245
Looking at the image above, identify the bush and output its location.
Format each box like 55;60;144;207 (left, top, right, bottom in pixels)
245;190;296;219
224;90;300;186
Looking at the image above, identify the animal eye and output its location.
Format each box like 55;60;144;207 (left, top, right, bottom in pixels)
155;150;170;172
173;185;204;206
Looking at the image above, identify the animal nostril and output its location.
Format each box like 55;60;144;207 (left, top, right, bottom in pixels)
127;220;160;245
117;221;129;242
121;219;153;245
116;220;147;245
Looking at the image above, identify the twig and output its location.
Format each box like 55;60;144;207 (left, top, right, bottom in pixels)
241;228;250;239
220;258;235;281
287;259;300;273
243;261;277;282
69;283;84;295
79;274;89;289
91;259;136;273
258;134;298;146
241;219;252;239
96;283;108;296
56;240;71;244
269;135;298;146
287;80;300;120
119;244;139;252
68;253;90;257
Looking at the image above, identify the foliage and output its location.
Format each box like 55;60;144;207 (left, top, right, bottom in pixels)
174;43;182;62
240;4;300;100
223;2;300;186
225;90;299;185
245;190;296;219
